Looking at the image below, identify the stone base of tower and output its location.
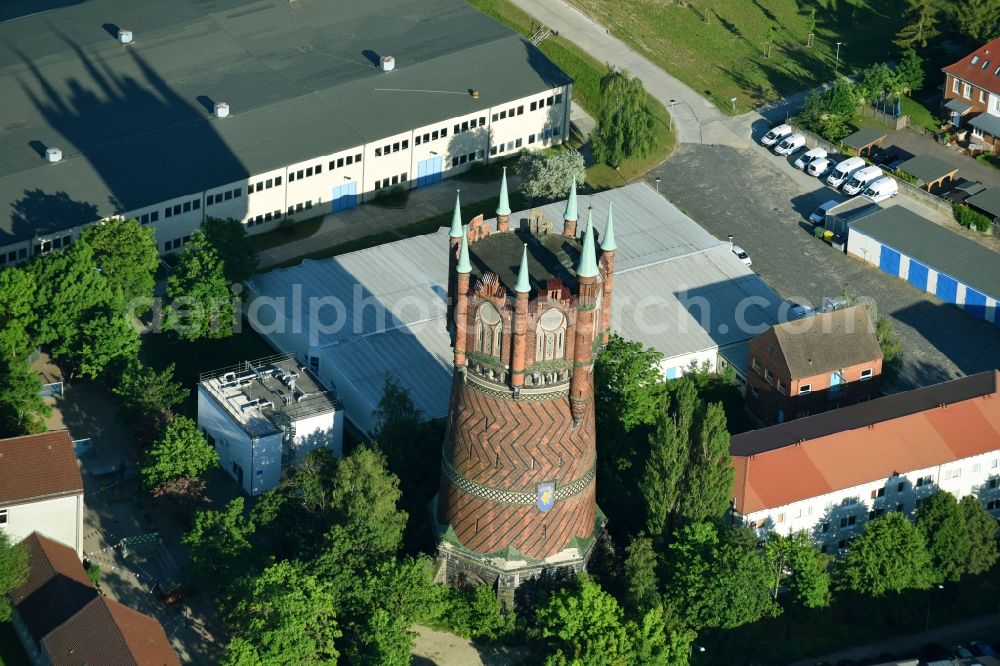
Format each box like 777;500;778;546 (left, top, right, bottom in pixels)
431;496;606;610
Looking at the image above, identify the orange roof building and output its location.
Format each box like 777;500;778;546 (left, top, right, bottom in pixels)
731;371;1000;553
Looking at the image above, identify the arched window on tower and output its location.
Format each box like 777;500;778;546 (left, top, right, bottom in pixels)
535;309;567;361
476;302;503;358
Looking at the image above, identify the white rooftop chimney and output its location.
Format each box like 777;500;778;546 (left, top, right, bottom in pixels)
46;147;62;163
214;102;230;119
118;28;133;44
379;56;395;72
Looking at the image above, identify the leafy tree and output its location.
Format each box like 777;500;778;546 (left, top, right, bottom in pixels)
113;361;189;423
536;578;635;666
67;311;140;381
0;530;28;621
875;317;902;383
680;401;732;524
825;79;861;117
28;242;110;356
202;217;259;285
182;498;255;589
858;63;897;103
164;231;235;340
663;522;780;630
836;512;934;597
79;218;159;309
595;335;665;435
329;446;407;560
624;534;661;616
141;416;219;489
0;358;51;437
953;0;1000;42
796;81;860;142
642;389;691;539
959;495;999;575
151;476;209;512
895;49;925;95
515;150;587;200
766;531;832;608
894;0;940;49
916;491;970;582
0;268;36;362
223;560;340;666
592;68;657;168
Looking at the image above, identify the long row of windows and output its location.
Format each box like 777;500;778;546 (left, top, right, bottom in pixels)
375;140;409;157
164;197;202;219
415;128;448;146
287;200;315;215
454;117;486;134
207;187;242;206
289;164;322;182
329;153;362;171
163;234;191;252
451;151;483;168
247;210;283;227
489;127;562;157
252;176;283;193
375;173;407;190
0;247;28;265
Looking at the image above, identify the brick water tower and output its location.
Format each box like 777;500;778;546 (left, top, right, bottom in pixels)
435;171;616;604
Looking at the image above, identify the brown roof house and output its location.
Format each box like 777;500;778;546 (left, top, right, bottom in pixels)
731;371;1000;554
0;431;84;556
9;532;179;666
942;37;1000;150
746;305;883;425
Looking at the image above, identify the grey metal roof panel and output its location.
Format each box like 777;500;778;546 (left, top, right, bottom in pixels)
0;0;570;243
897;154;958;183
970;112;1000;138
966;187;1000;216
842;127;887;149
944;98;972;114
852;206;1000;299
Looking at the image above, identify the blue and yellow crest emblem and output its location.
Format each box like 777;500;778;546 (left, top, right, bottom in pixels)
537;481;556;512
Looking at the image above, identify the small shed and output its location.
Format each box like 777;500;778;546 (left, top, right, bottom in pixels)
965;187;1000;221
943;178;986;205
895;154;959;192
841;127;888;156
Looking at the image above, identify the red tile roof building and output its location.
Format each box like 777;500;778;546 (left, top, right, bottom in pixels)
0;430;84;555
942;37;1000;149
731;371;1000;553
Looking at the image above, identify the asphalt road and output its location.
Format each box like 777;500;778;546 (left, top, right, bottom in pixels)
651;140;1000;392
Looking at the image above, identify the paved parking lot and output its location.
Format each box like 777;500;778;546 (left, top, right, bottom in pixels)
651;139;1000;392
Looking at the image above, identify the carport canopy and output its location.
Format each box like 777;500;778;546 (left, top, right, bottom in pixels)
841;127;888;154
944;98;972;114
896;154;959;190
966;187;1000;219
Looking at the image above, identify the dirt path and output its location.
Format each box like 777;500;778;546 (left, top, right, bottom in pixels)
410;626;531;666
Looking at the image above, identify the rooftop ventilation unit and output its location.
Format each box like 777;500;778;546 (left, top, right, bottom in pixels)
379;56;395;72
46;147;62;163
118;28;133;44
214;102;230;119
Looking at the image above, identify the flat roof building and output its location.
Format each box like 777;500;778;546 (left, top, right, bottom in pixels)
0;0;571;263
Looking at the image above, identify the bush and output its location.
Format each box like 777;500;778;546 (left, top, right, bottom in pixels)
894;169;919;185
420;583;516;642
953;204;993;233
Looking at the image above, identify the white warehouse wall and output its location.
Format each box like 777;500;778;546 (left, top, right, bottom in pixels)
1;494;83;557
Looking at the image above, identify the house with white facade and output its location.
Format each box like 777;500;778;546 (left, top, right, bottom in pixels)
0;0;571;265
197;354;342;496
731;370;1000;554
0;431;84;557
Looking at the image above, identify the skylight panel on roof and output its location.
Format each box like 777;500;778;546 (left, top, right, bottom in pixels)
995;66;1000;76
984;59;992;70
972;55;981;65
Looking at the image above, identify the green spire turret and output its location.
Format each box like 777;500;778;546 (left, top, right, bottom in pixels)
577;208;598;278
496;167;511;217
602;201;617;252
457;225;471;273
449;190;463;238
563;177;578;222
515;244;530;293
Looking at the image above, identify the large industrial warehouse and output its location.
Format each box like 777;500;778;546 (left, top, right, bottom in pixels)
0;0;571;264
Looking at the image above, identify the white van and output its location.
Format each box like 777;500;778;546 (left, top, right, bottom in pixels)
842;165;883;196
826;156;866;188
794;147;828;170
861;176;898;203
774;133;806;156
761;124;792;147
806;157;834;177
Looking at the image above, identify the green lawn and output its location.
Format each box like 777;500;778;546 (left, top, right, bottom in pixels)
247;216;324;252
901;94;943;134
0;623;30;666
567;0;910;112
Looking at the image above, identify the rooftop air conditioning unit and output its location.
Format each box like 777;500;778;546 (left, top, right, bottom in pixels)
379;56;395;72
214;102;230;119
118;28;133;44
46;147;62;163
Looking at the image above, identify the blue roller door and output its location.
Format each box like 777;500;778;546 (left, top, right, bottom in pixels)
965;288;988;320
878;246;901;277
936;274;958;304
907;260;929;292
416;156;443;188
331;182;357;213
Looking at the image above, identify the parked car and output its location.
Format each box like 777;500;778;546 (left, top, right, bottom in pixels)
731;244;752;266
761;123;792;146
861;176;898;203
842;165;884;196
795;147;828;170
807;156;834;177
872;147;908;171
774;133;806;156
809;199;839;225
826;156;866;188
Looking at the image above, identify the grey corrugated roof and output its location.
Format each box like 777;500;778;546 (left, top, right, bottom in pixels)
768;305;883;379
842;127;887;149
944;98;972;114
852;205;1000;299
0;0;570;244
966;187;1000;217
970;112;1000;138
897;154;958;183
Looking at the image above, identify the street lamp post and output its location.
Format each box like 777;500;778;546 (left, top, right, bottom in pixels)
835;41;843;68
689;644;706;660
728;234;735;250
730;96;737;113
925;584;944;631
655;176;661;193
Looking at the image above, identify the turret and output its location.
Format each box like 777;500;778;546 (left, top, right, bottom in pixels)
454;226;471;368
496;167;512;232
563;177;579;238
570;210;599;425
447;191;463;330
511;244;530;389
600;202;616;344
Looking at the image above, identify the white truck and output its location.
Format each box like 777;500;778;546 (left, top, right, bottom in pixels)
774;133;806;156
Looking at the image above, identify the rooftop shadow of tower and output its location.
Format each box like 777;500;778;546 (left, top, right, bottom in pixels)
11;32;247;246
434;174;615;608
